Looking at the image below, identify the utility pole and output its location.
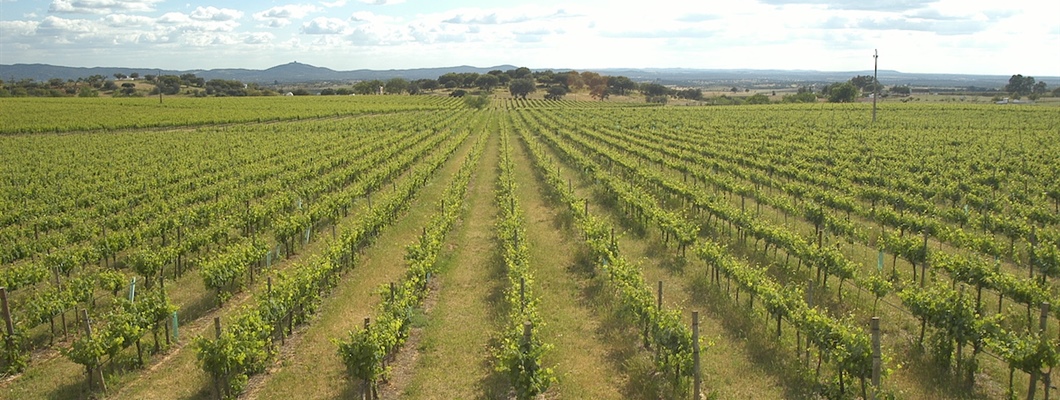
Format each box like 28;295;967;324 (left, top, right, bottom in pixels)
158;69;163;104
872;49;878;123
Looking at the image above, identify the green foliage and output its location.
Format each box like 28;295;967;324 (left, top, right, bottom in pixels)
744;93;771;105
337;131;486;388
1004;74;1037;96
544;86;566;101
509;78;536;99
384;78;409;95
195;310;270;399
782;90;818;103
463;95;489;109
495;133;554;398
827;82;859;103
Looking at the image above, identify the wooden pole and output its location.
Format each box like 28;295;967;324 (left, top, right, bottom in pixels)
693;311;701;400
213;317;222;400
657;281;663;313
871;317;881;400
1;288;13;351
83;309;107;393
1030;303;1049;399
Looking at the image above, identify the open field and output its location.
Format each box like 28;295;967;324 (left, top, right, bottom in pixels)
2;96;1059;399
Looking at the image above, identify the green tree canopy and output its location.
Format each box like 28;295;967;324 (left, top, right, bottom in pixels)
475;74;500;92
641;83;670;97
544;86;567;100
1005;74;1036;96
607;76;635;96
827;82;859;103
509;78;536;99
384;78;409;94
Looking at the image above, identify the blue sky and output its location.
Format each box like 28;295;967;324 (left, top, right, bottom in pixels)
1;0;1057;75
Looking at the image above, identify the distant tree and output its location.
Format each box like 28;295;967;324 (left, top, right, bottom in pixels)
291;88;311;96
204;79;249;96
460;73;480;88
1032;81;1048;98
641;83;670;98
407;82;421;95
475;74;500;92
320;88;337;95
353;80;384;95
889;85;911;95
675;88;703;101
533;70;555;85
1052;87;1060;97
450;89;467;97
415;79;439;91
143;74;155;83
607;76;635;96
544;86;567;100
78;87;99;97
119;83;137;96
384;78;409;94
102;81;118;91
509;78;536;99
850;75;882;92
581;71;608;99
827;82;859;103
130;72;139;79
1030;80;1047;93
745;93;770;104
438;73;461;88
512;67;532;79
86;74;106;88
730;87;739;93
463;95;489;109
113;73;127;80
566;71;585;92
336;88;353;95
1004;74;1036;96
782;91;818;103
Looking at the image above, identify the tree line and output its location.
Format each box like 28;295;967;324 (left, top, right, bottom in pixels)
2;68;1054;103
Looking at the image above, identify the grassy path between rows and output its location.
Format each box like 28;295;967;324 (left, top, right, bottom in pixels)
399;122;505;399
506;126;630;398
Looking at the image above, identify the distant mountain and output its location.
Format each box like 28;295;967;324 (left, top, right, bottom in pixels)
1;62;1054;88
0;62;522;84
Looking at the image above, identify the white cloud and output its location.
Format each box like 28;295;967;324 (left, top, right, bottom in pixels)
359;0;405;5
244;32;274;44
321;0;347;7
158;11;241;32
302;17;348;34
254;4;319;28
102;13;154;27
48;0;163;14
190;6;244;22
442;7;576;25
0;20;41;36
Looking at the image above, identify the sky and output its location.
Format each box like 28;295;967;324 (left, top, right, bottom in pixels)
0;0;1057;76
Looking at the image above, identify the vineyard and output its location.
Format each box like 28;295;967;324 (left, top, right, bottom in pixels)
1;95;1059;399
